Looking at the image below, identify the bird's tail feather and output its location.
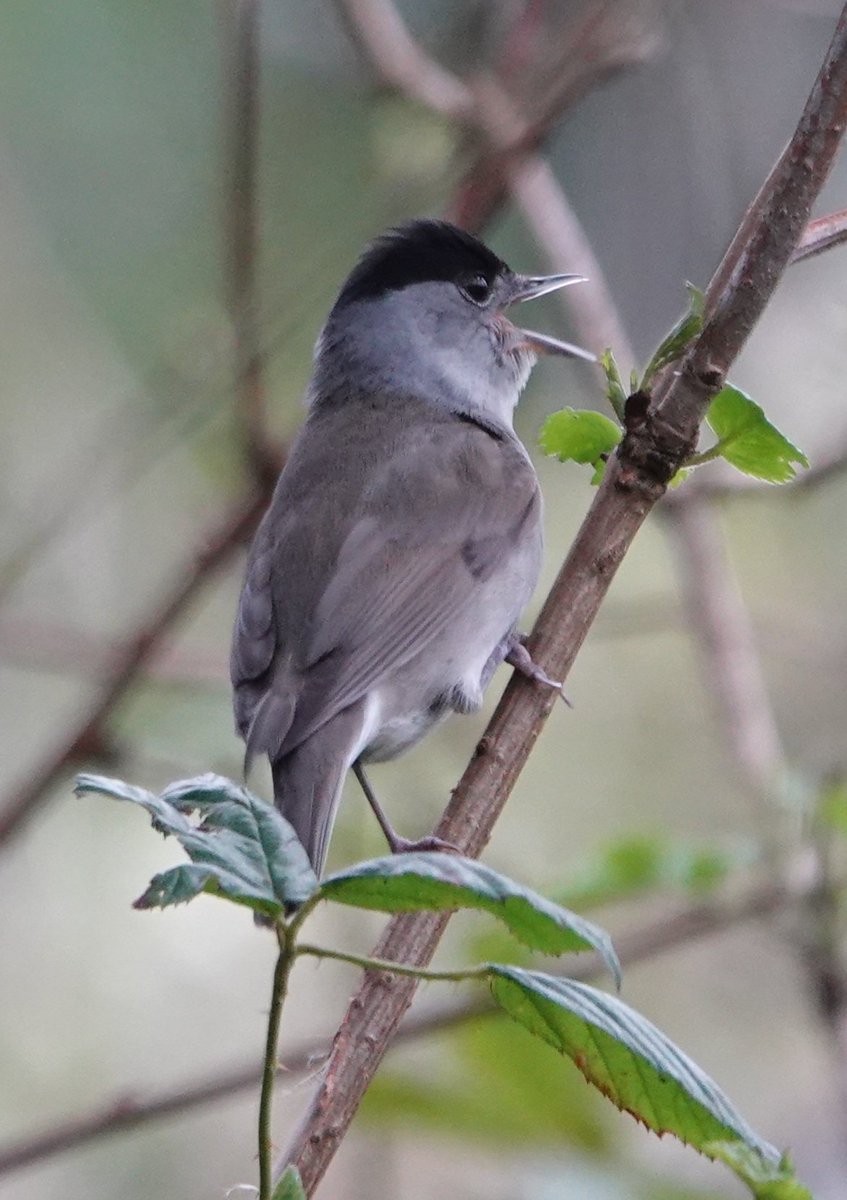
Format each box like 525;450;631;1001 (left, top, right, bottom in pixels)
271;699;367;876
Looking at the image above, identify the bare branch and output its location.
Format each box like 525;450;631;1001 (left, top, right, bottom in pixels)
0;8;287;849
791;207;847;263
467;73;636;368
335;0;657;363
661;495;787;821
0;489;267;847
334;0;473;118
223;0;279;486
652;12;847;439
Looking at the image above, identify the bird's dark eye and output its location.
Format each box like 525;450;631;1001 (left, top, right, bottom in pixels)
458;273;492;305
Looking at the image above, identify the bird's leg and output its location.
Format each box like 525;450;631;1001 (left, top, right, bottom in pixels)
505;633;572;707
352;762;461;856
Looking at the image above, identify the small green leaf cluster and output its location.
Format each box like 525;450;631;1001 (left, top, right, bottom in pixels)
76;773;812;1200
540;285;808;487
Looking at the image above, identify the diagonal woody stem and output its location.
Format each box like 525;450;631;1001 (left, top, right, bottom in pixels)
284;7;847;1192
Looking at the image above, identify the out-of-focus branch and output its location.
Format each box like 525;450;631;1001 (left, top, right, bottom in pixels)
0;868;796;1180
0;7;283;849
465;73;636;368
284;7;847;1190
335;0;658;365
661;495;787;829
334;0;474;118
791;207;847;263
449;2;663;249
0;617;225;686
224;0;279;486
652;14;847;437
0;489;267;847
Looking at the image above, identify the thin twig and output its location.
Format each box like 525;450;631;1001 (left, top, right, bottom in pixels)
333;0;473;118
0;6;283;849
652;13;847;437
283;8;847;1191
224;0;278;486
0;489;267;846
661;496;787;830
466;72;636;368
790;207;847;263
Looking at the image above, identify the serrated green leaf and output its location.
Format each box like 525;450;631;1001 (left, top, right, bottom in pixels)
705;1142;813;1199
489;966;780;1167
705;385;809;482
599;348;628;419
272;1165;307;1200
641;283;705;390
321;853;620;985
76;773;319;915
540;408;622;479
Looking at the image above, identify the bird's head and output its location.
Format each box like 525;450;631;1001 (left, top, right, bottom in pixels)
312;219;593;427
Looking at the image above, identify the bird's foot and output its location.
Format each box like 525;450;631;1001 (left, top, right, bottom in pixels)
353;761;463;857
385;831;463;856
505;639;572;707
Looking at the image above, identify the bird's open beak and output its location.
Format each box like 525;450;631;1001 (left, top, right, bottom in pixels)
508;273;586;303
503;272;596;363
515;328;597;362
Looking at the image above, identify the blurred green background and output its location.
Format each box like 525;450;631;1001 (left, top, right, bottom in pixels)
1;1;846;1197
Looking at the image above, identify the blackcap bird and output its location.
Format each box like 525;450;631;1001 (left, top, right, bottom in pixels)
231;220;591;874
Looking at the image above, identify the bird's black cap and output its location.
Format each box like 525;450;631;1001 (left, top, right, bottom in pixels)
334;219;509;308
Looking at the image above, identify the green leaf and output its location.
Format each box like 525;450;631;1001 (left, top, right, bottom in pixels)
321;852;621;986
599;348;628;420
75;773;319;915
640;283;705;390
272;1165;307;1200
705;385;809;482
706;1142;813;1199
539;408;622;481
489;966;780;1167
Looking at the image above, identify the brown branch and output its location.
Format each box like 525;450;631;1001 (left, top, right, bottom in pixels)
224;0;279;486
791;206;847;263
661;496;787;824
0;489;267;847
333;0;473;118
0;869;795;1179
466;72;636;368
447;2;663;236
652;14;847;438
284;7;847;1191
0;8;285;849
334;0;658;360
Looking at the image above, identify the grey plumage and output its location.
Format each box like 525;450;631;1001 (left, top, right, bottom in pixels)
231;220;588;874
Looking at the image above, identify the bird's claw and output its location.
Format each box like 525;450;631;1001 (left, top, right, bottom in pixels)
505;640;572;707
387;833;463;856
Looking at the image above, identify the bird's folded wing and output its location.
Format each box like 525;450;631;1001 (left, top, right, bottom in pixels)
232;413;539;760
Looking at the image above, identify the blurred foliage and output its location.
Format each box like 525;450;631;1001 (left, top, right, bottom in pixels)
363;1013;612;1151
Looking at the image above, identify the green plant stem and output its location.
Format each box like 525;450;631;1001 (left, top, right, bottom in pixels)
296;943;491;985
259;926;294;1200
684;438;733;468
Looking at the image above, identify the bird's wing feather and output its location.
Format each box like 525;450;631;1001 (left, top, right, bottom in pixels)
231;397;540;761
